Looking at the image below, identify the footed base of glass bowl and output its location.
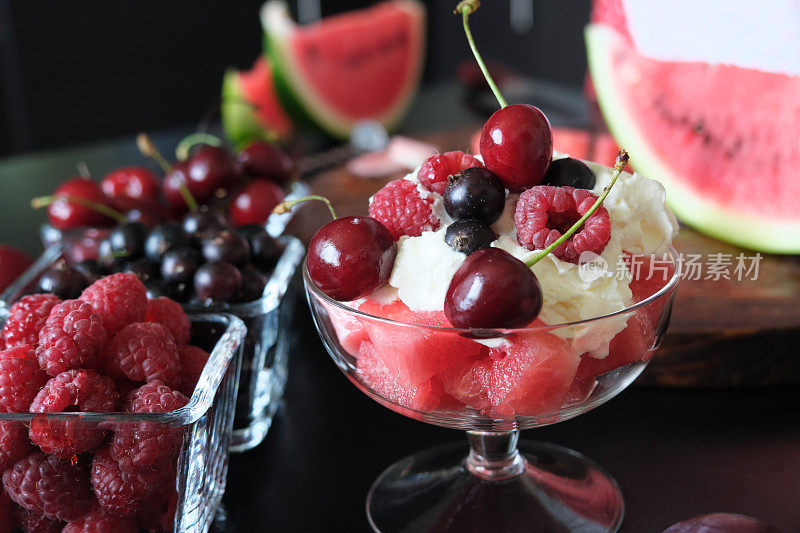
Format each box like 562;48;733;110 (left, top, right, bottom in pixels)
366;440;623;533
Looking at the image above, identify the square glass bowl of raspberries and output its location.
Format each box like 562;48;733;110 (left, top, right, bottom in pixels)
2;226;305;452
0;272;246;532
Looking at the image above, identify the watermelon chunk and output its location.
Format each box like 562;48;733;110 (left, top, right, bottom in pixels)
222;55;293;147
355;341;444;413
444;332;579;418
262;0;425;139
322;300;368;356
359;298;488;387
587;10;800;252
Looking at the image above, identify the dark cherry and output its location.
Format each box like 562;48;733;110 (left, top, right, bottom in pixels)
182;208;227;240
443;167;506;224
239;225;283;269
480;104;553;192
96;239;116;270
228;179;285;227
116;258;159;284
201;229;250;266
663;513;779;533
542;157;596;190
73;260;107;284
100;166;159;202
47;178;114;229
445;219;497;255
168;282;191;303
237;264;268;302
144;223;190;262
145;279;170;299
185;145;242;202
307;216;396;301
160;247;201;285
445;247;542;329
237;141;295;185
107;222;147;260
194;261;242;302
37;264;87;299
163;161;192;211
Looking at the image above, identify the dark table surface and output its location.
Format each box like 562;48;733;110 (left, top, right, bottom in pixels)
1;83;799;533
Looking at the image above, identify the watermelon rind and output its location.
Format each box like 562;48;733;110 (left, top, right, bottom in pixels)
586;24;800;253
261;0;425;140
221;68;278;150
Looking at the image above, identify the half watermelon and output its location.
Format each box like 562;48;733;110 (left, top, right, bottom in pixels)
261;0;425;139
586;0;800;253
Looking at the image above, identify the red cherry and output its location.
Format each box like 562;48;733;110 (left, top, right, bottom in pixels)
445;247;542;329
111;197;163;227
307;216;396;301
237;141;294;185
163;161;191;211
228;179;286;227
100;166;159;202
480;104;553;192
0;245;33;293
47;178;115;229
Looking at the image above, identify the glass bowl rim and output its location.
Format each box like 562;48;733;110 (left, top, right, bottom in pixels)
303;246;681;334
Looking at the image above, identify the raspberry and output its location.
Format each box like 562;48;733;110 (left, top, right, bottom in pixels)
36;300;108;376
63;508;137;533
110;380;188;473
0;346;48;413
29;369;118;458
16;511;63;533
136;488;177;532
91;449;174;516
3;452;94;522
0;422;32;471
0;489;16;533
107;323;182;388
514;185;611;263
368;179;441;240
417;151;483;194
79;273;147;335
145;297;190;346
178;345;209;397
2;294;61;349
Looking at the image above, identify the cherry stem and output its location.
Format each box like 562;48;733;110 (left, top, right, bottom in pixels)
273;195;338;220
456;1;507;109
31;194;128;224
525;150;630;267
175;132;223;161
76;161;91;179
136;133;199;212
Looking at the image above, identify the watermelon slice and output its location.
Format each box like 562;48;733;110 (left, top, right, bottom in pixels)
586;1;800;253
222;55;293;147
261;0;425;139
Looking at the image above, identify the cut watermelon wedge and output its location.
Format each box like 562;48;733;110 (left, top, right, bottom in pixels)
262;0;425;139
222;55;293;147
587;23;800;253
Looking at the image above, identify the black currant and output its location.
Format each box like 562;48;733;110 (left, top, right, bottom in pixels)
445;219;498;255
541;157;596;189
443;167;505;224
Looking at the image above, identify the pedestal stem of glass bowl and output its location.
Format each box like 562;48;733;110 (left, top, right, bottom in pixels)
466;430;525;480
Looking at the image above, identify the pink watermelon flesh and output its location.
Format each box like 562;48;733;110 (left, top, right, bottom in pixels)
444;332;579;417
358;299;489;388
289;2;422;119
239;56;293;138
323;300;368;356
355;341;445;413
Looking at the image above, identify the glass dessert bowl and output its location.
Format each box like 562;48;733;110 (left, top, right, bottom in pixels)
304;249;679;533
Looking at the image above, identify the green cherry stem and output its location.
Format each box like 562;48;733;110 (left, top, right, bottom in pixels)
525;150;630;267
175;132;223;161
31;194;128;224
136;132;199;212
273;195;338;220
456;0;507;109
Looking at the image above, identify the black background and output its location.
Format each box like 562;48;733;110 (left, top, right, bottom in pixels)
0;0;590;155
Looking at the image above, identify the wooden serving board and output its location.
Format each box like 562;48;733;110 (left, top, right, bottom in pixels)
285;128;800;388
